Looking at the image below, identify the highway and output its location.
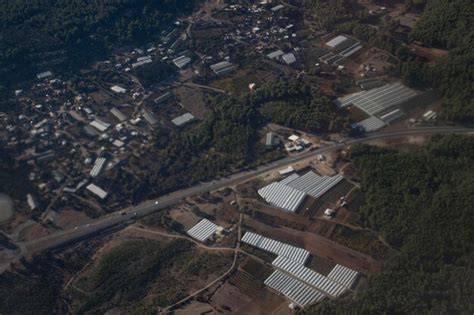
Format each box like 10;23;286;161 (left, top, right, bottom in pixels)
1;126;473;271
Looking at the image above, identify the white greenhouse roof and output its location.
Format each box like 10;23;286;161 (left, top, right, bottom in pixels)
258;182;306;212
259;171;343;212
357;116;386;132
286;172;344;199
90;157;107;177
334;83;417;116
282;53;296;65
272;256;346;298
264;270;325;308
172;112;195;127
173;55;191;69
241;232;310;264
187;219;218;242
86;183;108;199
326;35;348;48
327;264;359;288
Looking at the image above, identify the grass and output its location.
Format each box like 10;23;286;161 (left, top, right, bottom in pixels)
71;238;233;313
330;226;390;260
211;72;261;94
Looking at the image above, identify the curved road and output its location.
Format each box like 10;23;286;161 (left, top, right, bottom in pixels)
1;126;473;272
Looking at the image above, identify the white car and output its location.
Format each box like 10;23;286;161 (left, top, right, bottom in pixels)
155;201;159;205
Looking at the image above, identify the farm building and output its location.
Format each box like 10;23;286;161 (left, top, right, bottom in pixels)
210;61;237;76
241;232;310;265
334;82;417;117
187;219;219;242
89;119;111;132
173;55;192;69
242;231;359;309
319;35;362;65
258;172;344;212
90;157;107;178
172;113;195;127
86;183;108;199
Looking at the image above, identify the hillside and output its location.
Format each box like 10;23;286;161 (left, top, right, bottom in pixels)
300;135;474;314
0;0;198;85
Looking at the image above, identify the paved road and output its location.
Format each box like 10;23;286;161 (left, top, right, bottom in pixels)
1;126;473;271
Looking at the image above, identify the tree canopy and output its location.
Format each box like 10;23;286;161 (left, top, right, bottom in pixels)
301;135;474;314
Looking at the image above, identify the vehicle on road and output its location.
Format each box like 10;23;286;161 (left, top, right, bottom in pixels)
155;201;159;205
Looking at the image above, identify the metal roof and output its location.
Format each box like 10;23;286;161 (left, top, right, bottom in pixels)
187;219;218;242
334;83;417;116
173;55;191;69
86;183;108;199
89;119;111;132
267;49;284;59
379;108;404;123
143;111;158;126
172;112;195;127
241;232;310;264
326;35;348;48
272;256;346;298
90;157;107;177
282;53;296;65
132;58;152;68
327;264;359;288
210;61;233;71
37;71;53;80
264;270;325;307
110;107;127;122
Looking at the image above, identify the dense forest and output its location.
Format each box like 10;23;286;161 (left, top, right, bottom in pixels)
0;0;198;84
304;0;474;121
301;135;474;314
407;0;474;120
134;60;176;87
107;76;348;202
